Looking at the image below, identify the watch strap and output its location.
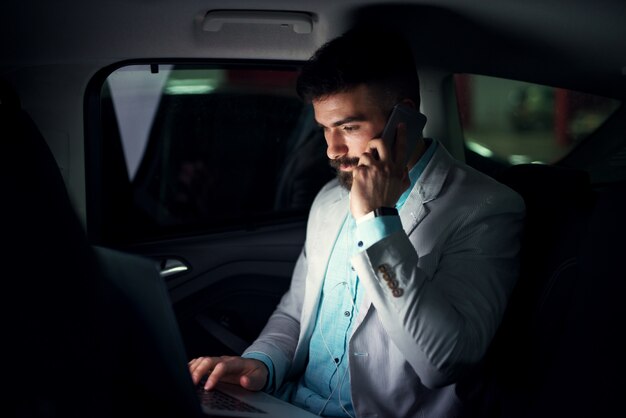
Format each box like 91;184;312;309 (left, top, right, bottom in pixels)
374;206;398;217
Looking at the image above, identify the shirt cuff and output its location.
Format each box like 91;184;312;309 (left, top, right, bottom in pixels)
241;352;275;392
356;214;403;250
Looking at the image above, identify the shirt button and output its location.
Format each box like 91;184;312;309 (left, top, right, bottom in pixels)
344;311;351;317
357;241;363;247
334;358;339;363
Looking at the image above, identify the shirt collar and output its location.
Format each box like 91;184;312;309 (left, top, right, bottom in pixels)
396;138;437;209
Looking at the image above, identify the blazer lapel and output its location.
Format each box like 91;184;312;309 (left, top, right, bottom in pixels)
311;190;349;280
298;185;349;345
399;142;452;236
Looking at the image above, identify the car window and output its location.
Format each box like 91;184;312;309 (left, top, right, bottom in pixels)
92;63;333;245
454;74;620;167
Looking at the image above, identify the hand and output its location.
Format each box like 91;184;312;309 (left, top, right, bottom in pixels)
188;355;268;391
350;123;410;218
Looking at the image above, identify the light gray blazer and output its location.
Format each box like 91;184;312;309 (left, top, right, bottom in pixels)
244;142;525;417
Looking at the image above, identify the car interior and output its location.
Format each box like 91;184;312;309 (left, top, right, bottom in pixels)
2;1;625;417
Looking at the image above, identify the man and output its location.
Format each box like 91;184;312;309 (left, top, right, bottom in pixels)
188;27;525;417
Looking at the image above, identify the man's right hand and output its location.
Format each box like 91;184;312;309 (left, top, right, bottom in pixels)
188;356;268;391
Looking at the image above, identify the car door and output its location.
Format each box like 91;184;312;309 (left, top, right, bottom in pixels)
85;62;334;359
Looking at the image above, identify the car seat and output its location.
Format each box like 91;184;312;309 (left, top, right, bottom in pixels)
458;163;594;417
461;159;626;417
0;79;202;417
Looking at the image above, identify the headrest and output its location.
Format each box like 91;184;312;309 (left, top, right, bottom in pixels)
0;77;88;267
497;163;592;208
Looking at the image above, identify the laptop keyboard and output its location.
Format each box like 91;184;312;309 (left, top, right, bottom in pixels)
197;386;266;414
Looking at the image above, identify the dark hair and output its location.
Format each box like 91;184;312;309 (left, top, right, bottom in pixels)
296;27;420;109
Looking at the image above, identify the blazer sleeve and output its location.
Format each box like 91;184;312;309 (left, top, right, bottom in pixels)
242;246;307;391
351;187;525;389
242;179;339;391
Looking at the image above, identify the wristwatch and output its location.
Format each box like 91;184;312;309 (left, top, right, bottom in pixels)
373;206;398;217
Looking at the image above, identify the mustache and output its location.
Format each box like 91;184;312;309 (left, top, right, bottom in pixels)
329;156;360;170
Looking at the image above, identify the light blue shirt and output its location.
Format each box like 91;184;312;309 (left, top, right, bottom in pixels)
245;139;437;417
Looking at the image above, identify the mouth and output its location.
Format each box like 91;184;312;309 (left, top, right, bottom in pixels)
339;163;356;171
329;157;359;172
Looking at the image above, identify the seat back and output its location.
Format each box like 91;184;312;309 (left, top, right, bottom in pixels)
459;163;595;417
523;180;626;417
1;79;202;417
2;79;100;416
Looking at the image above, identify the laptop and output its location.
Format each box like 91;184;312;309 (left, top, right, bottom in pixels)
197;380;317;417
96;246;317;418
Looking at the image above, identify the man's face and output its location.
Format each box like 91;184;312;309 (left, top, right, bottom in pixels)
313;84;389;190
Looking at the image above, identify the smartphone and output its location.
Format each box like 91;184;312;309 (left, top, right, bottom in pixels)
380;103;427;165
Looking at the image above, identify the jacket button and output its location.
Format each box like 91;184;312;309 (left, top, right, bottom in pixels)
392;288;404;297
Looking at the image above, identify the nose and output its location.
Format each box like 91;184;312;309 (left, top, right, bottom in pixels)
325;129;348;160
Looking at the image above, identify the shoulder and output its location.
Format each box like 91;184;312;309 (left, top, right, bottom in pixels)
302;177;348;231
310;177;343;209
429;142;525;214
464;163;524;213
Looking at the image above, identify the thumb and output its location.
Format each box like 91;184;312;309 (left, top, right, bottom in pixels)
239;366;267;391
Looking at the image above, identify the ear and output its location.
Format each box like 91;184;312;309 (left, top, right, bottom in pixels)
400;98;417;109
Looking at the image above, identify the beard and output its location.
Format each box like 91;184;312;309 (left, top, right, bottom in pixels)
329;156;360;190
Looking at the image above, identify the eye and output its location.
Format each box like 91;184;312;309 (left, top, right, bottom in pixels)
316;125;329;136
342;125;358;133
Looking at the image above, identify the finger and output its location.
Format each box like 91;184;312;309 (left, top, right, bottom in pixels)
189;357;219;385
205;359;243;390
239;363;267;391
357;150;377;167
240;375;265;391
351;163;370;186
367;138;388;162
188;357;211;385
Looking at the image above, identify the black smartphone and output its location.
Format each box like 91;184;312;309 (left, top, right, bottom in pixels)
380;103;427;165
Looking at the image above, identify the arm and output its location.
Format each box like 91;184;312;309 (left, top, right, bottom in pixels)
351;195;525;388
351;125;525;388
189;246;308;392
241;244;308;391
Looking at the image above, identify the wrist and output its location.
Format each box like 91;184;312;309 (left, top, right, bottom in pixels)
356;206;398;224
374;206;398;217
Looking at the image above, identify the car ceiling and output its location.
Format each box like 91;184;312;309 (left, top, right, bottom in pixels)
2;0;625;97
1;0;625;228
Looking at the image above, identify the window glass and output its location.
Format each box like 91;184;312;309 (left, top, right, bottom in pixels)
454;74;620;166
96;64;332;244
